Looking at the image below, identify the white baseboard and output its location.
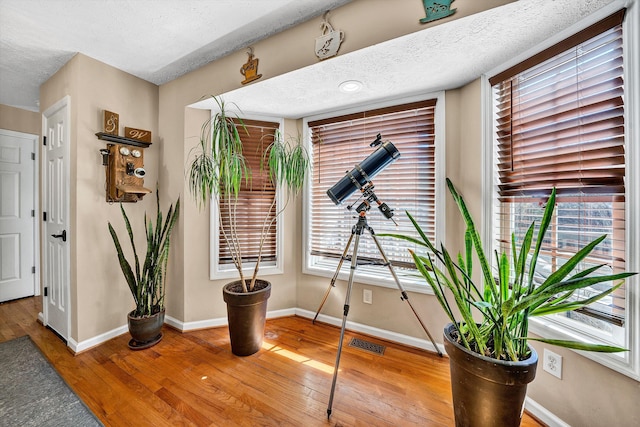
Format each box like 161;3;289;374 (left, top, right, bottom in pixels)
165;308;297;332
525;397;570;427
70;325;128;353
295;308;446;355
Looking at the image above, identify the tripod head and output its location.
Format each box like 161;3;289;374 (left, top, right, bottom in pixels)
347;182;398;226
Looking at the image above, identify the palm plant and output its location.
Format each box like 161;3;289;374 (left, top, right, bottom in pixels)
188;96;309;293
108;189;180;318
385;178;635;361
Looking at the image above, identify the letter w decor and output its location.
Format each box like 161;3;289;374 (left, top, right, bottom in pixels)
125;127;151;143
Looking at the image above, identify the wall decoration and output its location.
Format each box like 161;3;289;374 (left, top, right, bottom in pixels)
315;12;344;60
420;0;456;24
104;143;151;202
240;47;262;85
96;126;152;203
103;110;119;135
124;127;152;143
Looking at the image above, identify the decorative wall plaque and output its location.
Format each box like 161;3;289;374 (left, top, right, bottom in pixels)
240;47;262;85
103;110;119;135
420;0;456;24
124;127;152;143
315;12;344;60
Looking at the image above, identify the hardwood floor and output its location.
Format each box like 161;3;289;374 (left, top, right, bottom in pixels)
0;297;544;426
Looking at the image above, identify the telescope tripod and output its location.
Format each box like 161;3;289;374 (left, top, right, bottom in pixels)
313;209;442;419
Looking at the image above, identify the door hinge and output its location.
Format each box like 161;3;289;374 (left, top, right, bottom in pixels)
43;211;47;221
31;209;35;217
44;287;48;297
32;266;36;274
31;152;35;160
43;136;47;146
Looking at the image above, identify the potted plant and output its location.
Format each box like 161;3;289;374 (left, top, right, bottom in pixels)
188;96;309;356
108;189;180;350
384;178;636;427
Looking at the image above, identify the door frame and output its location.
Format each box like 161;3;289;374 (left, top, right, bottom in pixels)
40;95;71;340
0;128;39;299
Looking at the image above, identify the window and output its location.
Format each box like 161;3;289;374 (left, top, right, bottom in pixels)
304;96;442;290
211;118;283;278
487;8;639;377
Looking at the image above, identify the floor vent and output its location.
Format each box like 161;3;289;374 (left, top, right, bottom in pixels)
348;337;386;356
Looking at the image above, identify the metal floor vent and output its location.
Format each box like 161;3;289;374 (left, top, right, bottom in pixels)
348;337;386;356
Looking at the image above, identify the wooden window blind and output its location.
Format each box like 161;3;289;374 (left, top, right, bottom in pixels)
309;100;437;270
219;119;279;265
490;10;627;326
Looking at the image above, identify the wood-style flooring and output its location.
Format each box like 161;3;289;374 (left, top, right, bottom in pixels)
0;297;544;426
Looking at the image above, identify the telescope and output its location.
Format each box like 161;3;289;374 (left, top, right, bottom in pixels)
326;134;400;205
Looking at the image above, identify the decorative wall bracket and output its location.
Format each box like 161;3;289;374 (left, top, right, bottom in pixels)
315;11;344;60
420;0;456;24
240;47;262;85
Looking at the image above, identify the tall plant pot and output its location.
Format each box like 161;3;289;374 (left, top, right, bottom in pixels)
127;309;165;350
443;323;538;427
223;279;272;356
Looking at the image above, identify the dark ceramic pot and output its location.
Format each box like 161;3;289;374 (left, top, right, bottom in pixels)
443;323;538;427
127;309;165;350
223;279;271;356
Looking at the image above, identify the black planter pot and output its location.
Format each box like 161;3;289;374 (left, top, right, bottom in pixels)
127;309;165;350
443;323;538;427
223;279;272;356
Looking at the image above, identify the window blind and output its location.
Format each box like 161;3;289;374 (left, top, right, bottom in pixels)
219;119;279;264
490;10;626;325
309;100;437;271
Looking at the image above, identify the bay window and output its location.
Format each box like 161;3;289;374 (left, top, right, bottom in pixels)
487;8;639;377
304;96;443;290
211;118;283;278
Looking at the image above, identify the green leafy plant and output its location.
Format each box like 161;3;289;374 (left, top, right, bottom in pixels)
108;189;180;318
384;178;636;361
188;96;309;293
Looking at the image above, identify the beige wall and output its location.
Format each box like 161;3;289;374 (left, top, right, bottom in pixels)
0;104;40;135
40;54;160;342
36;0;637;425
160;0;515;326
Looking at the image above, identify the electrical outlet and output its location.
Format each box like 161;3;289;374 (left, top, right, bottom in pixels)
543;348;563;379
363;289;373;304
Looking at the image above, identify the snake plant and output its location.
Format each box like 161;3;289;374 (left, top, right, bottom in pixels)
108;189;180;318
384;178;636;361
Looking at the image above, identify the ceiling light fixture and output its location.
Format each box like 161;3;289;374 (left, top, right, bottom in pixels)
339;80;363;93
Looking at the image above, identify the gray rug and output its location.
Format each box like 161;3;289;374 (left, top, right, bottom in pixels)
0;336;103;427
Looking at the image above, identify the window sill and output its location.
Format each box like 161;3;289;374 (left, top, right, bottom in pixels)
304;260;434;295
210;264;283;281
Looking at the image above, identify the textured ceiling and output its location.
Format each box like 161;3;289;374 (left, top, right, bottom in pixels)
0;0;352;111
202;0;620;118
0;0;622;116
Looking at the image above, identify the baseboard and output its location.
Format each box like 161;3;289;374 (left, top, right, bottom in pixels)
295;308;446;355
525;397;570;427
164;308;296;332
70;325;128;353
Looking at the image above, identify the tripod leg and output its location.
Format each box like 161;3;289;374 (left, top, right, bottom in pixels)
369;232;443;357
313;232;355;324
327;232;362;418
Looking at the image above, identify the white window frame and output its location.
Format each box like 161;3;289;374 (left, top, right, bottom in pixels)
302;92;446;294
209;113;285;280
482;0;639;380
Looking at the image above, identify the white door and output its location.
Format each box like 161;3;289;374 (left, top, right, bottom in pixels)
43;97;70;340
0;129;37;302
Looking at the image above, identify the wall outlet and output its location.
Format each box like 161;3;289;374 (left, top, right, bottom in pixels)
363;289;373;304
543;348;563;379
